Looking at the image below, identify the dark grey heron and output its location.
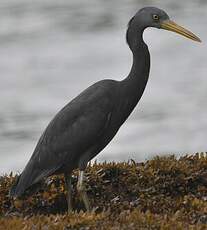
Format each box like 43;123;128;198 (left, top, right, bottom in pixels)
10;7;201;212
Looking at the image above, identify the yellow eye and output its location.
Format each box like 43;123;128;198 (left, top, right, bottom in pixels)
153;14;159;21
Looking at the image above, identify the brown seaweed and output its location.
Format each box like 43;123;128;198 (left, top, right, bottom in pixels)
0;153;207;229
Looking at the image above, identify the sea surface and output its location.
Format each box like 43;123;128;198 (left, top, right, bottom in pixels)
0;0;206;174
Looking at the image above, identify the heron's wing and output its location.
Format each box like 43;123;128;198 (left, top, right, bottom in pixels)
13;80;116;196
35;80;115;161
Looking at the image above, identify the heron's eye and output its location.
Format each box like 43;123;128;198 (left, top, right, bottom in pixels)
153;14;159;21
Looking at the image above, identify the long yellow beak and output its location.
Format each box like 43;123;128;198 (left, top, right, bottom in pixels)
161;20;201;42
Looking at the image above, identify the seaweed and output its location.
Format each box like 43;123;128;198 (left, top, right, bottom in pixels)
0;153;207;229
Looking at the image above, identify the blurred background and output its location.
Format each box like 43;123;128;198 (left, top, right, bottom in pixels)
0;0;206;174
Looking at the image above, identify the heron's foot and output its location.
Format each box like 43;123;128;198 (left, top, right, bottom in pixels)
77;181;91;212
77;171;91;212
64;172;73;214
65;190;73;213
67;200;73;213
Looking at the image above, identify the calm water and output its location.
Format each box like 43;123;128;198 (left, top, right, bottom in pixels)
0;0;206;174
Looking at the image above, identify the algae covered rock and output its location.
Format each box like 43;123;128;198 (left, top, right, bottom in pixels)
0;153;207;229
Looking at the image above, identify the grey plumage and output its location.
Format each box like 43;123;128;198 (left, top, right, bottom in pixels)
10;7;201;211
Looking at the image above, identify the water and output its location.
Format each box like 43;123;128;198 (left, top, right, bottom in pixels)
0;0;206;174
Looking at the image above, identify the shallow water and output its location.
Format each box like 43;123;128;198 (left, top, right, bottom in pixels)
0;0;207;174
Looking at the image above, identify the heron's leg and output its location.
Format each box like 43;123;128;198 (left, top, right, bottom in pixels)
64;172;73;213
77;170;91;212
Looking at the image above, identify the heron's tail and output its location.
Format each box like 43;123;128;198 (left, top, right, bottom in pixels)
9;173;39;198
9;163;58;198
9;175;23;198
9;164;36;198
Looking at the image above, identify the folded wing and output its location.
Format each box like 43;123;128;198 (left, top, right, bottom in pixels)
10;80;116;197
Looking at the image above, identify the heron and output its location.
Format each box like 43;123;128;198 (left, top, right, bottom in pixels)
10;7;201;212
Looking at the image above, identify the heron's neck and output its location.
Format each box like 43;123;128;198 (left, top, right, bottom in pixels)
116;26;151;124
127;42;150;84
120;31;150;106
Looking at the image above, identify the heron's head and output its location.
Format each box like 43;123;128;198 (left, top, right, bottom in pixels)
127;7;201;46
